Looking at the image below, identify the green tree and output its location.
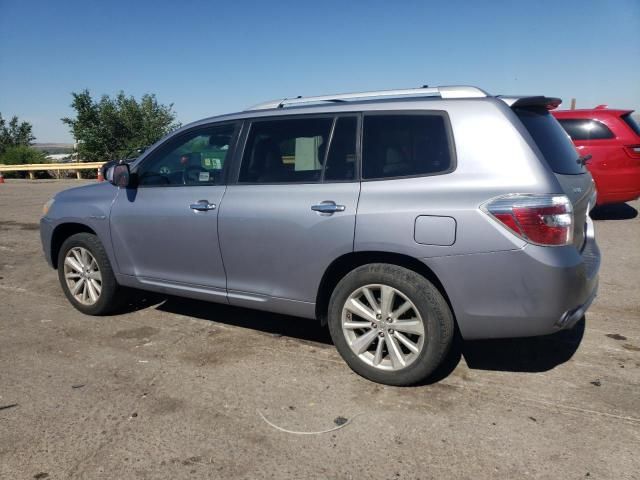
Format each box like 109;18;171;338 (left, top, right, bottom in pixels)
0;145;47;165
0;113;35;155
62;90;181;162
0;144;48;177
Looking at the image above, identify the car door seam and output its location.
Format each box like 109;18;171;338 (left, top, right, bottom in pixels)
216;184;230;303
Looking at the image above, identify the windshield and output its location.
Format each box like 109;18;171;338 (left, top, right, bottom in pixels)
515;107;585;175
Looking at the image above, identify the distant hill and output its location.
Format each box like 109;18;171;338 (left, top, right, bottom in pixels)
33;143;74;154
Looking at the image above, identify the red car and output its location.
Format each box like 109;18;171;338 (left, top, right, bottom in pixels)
552;107;640;205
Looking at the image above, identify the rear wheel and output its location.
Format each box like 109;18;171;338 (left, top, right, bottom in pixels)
328;263;454;386
57;233;125;315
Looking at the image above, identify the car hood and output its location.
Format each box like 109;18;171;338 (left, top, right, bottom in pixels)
54;180;117;201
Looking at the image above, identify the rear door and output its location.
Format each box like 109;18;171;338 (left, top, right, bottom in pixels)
555;117;615;165
218;115;360;308
514;107;594;250
554;117;621;196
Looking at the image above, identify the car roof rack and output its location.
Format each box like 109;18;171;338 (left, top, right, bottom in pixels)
245;85;489;111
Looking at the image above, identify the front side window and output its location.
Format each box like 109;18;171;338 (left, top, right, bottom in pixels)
557;119;615;140
239;117;333;183
137;123;237;186
362;114;453;179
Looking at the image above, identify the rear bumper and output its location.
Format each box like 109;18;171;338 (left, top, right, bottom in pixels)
594;169;640;205
596;189;640;205
556;283;597;330
425;234;600;340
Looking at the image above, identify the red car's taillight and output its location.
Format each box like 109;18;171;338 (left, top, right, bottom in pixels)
483;194;574;246
623;145;640;158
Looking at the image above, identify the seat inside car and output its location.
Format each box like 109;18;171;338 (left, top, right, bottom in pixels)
253;137;286;182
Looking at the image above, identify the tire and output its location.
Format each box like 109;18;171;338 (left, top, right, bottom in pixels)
327;263;454;386
57;233;125;315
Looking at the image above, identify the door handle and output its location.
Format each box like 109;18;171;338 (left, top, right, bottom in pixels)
190;200;216;212
311;201;346;214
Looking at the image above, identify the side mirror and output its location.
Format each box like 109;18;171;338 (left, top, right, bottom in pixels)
109;163;132;187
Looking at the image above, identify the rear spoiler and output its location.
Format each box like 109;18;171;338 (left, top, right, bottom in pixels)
498;96;562;110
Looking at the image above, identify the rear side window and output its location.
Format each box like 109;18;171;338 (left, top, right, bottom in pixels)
239;117;332;183
557;119;614;140
621;113;640;137
362;114;453;179
515;108;585;175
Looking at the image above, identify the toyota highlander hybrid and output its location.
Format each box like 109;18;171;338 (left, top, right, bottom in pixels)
41;85;600;385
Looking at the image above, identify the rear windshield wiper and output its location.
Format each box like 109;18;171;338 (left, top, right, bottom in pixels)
577;154;592;166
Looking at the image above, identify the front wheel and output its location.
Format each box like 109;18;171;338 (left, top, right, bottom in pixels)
328;264;454;386
57;233;125;315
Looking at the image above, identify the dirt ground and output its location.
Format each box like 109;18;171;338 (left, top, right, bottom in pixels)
1;179;639;480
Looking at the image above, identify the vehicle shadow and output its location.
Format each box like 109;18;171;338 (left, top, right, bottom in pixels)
123;293;332;345
426;318;586;383
461;318;585;371
120;292;585;381
590;203;638;220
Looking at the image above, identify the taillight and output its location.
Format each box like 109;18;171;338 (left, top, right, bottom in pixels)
623;145;640;158
483;194;574;246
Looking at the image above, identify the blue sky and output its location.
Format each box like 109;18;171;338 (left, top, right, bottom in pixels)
1;0;638;143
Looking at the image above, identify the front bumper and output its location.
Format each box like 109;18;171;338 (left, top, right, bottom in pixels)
40;217;55;268
425;235;600;340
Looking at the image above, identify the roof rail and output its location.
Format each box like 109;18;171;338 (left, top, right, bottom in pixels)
246;85;488;111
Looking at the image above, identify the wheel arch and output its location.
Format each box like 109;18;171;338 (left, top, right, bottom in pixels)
50;223;97;269
315;251;454;326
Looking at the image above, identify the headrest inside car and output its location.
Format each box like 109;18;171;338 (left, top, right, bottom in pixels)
209;135;230;148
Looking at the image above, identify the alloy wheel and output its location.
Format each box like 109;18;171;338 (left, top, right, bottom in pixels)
341;284;425;371
63;247;103;306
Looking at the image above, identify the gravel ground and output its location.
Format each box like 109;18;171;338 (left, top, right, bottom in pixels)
1;179;639;480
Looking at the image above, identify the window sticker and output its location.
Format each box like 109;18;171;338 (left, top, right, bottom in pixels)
203;157;222;169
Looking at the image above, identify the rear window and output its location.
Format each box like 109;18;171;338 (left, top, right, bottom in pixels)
515;108;585;175
557;119;614;140
362;114;453;179
621;113;640;137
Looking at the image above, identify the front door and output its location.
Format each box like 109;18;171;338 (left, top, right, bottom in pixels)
219;115;360;307
110;122;239;293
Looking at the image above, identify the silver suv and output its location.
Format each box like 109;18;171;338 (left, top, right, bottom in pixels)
40;85;600;385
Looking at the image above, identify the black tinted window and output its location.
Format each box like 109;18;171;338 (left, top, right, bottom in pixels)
622;113;640;136
239;118;332;183
558;119;614;140
362;114;452;179
515;108;584;175
137;123;237;186
324;117;357;181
